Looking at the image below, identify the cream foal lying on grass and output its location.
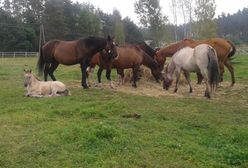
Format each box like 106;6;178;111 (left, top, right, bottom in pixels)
24;69;70;98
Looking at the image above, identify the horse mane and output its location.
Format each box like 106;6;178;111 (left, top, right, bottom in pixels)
32;73;41;81
182;38;195;42
79;36;106;49
138;41;156;58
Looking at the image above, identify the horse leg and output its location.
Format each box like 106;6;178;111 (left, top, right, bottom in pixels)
97;67;103;86
183;71;192;93
48;62;59;81
44;63;50;81
219;62;225;82
117;69;124;85
132;65;140;88
86;67;94;87
224;59;235;86
196;72;204;84
106;68;114;88
80;61;89;89
200;69;211;98
174;70;181;93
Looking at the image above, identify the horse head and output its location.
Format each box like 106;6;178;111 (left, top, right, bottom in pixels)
24;69;32;87
154;51;166;71
105;35;118;60
162;65;173;90
163;75;173;90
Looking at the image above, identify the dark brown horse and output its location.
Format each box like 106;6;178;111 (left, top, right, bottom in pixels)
157;38;236;86
88;44;162;88
37;35;117;88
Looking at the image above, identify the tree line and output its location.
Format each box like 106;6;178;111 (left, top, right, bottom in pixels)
0;0;143;51
0;0;247;52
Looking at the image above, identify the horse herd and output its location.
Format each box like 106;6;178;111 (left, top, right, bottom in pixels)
24;35;236;99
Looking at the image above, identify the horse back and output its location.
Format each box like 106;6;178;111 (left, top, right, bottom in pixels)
53;40;85;65
114;46;143;68
184;38;232;61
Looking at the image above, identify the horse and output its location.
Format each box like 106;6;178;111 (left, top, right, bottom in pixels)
137;42;164;71
37;35;117;89
163;44;220;98
157;38;236;86
87;44;162;88
24;69;70;98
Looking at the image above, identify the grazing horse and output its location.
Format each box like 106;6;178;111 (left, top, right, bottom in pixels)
37;35;117;89
137;42;164;71
157;38;236;86
88;44;162;88
24;69;70;98
163;44;220;98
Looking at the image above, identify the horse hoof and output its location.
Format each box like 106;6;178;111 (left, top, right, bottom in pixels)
173;88;178;93
83;86;89;89
189;88;193;93
132;84;137;88
204;92;211;99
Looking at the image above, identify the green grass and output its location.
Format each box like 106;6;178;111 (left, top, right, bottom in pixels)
0;56;248;168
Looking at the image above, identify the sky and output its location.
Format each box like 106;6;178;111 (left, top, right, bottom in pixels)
72;0;248;25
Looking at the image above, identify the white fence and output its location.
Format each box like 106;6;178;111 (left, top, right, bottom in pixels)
237;47;248;55
0;52;39;58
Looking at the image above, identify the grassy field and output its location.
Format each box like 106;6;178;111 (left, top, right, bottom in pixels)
0;55;248;168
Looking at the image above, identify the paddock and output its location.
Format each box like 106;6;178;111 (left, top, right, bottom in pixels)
0;56;248;167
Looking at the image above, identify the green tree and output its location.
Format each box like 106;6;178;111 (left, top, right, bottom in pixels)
0;8;36;51
43;0;70;40
123;17;143;44
134;0;167;46
113;9;125;45
194;0;217;39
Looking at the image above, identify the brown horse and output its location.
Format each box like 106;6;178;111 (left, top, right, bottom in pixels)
37;35;117;89
88;44;162;88
156;38;236;86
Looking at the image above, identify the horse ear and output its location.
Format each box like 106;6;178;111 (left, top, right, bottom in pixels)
107;35;111;41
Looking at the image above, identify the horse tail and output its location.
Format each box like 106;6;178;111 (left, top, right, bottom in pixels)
37;45;45;76
227;40;236;58
207;47;220;91
64;89;71;96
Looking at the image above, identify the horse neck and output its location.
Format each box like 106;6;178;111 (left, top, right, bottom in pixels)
142;52;158;70
29;74;39;87
166;61;176;79
85;37;107;56
139;43;156;58
160;42;185;57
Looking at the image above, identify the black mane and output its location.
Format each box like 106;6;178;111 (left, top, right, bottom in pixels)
80;36;106;48
138;41;156;58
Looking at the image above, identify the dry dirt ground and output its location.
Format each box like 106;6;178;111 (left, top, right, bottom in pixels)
68;66;248;101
